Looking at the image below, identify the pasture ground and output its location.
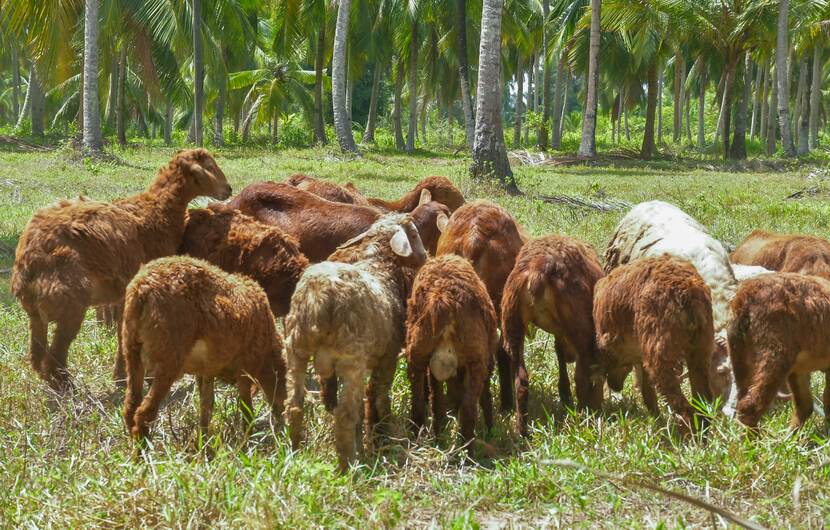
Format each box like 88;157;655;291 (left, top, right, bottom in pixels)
1;145;829;528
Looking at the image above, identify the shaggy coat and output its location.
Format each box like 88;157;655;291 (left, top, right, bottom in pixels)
594;255;715;432
436;200;526;412
11;149;231;388
604;200;737;405
406;255;497;448
728;273;830;430
285;173;370;206
180;206;309;317
366;176;465;213
122;256;285;442
501;236;604;435
732;230;830;280
225;182;448;261
283;214;427;471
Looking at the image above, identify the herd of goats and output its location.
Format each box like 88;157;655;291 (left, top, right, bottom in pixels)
9;148;830;470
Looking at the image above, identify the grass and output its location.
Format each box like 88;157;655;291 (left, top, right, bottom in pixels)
1;143;829;528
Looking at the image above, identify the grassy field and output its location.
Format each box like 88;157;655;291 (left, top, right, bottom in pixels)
1;144;829;528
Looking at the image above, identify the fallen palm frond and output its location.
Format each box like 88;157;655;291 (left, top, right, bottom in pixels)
537;193;631;212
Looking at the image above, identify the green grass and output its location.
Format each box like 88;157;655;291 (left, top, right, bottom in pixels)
1;144;829;528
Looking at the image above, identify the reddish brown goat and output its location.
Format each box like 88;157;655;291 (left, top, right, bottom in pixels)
285;174;370;206
366;176;465;213
180;206;309;317
501;236;604;435
593;255;715;432
11;149;231;389
406;255;497;450
728;273;830;431
225;182;449;262
732;230;830;280
436;200;526;412
122;256;285;443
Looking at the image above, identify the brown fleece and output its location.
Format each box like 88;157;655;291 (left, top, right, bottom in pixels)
11;149;232;389
593;255;715;432
180;206;309;317
283;214;427;471
406;255;497;449
436;200;527;412
366;176;465;213
732;230;830;280
501;235;604;435
728;272;830;430
122;256;285;443
285;173;370;206
225;182;447;261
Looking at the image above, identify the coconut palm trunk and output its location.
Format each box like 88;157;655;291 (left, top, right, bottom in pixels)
767;66;778;155
657;69;664;145
697;70;706;149
332;0;358;153
456;0;475;149
11;47;20;120
363;63;382;143
192;0;204;146
809;44;822;149
393;64;405;149
730;54;749;160
673;50;682;142
164;99;173;146
406;16;419;153
18;62;45;136
82;0;103;152
641;64;658;159
514;54;523;147
776;0;795;156
106;52;118;128
750;60;762;139
470;0;518;194
525;55;533;143
116;48;127;145
797;58;809;155
314;30;328;144
577;0;600;158
215;81;225;147
538;0;551;150
551;49;565;149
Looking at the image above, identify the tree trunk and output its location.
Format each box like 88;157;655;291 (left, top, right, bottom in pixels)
164;99;173;146
697;70;706;149
82;0;103;152
776;0;795;156
685;84;692;141
420;96;428;141
363;62;382;143
214;80;225;147
640;64;657;159
525;55;533;143
314;30;328;144
767;66;778;155
346;75;353;123
624;94;630;142
272;112;279;146
29;65;44;136
470;0;518;194
406;17;419;153
551;49;565;149
514;54;524;147
456;0;475;150
539;0;551;150
657;68;664;144
730;54;748;160
577;0;600;158
192;0;204;146
673;49;682;142
559;71;568;140
116;47;127;145
106;51;118;128
760;62;770;142
797;58;809;155
448;101;453;146
721;60;736;159
11;47;20;121
750;59;763;139
809;44;822;149
332;0;357;152
393;65;405;149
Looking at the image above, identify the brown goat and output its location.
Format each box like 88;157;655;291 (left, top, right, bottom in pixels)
225;182;449;262
11;149;231;389
436;200;526;412
285;173;370;206
501;236;604;435
180;206;309;317
284;214;427;471
406;254;497;449
366;176;465;213
122;256;285;443
593;255;715;432
732;230;830;280
728;273;830;431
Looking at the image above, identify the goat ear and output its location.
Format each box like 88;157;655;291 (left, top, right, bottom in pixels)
337;231;369;250
390;226;413;257
436;213;449;233
418;188;432;206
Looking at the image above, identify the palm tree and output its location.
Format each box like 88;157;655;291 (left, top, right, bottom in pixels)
82;0;102;152
577;0;600;157
456;0;475;149
332;0;357;152
776;0;795;156
192;0;204;146
471;0;519;194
